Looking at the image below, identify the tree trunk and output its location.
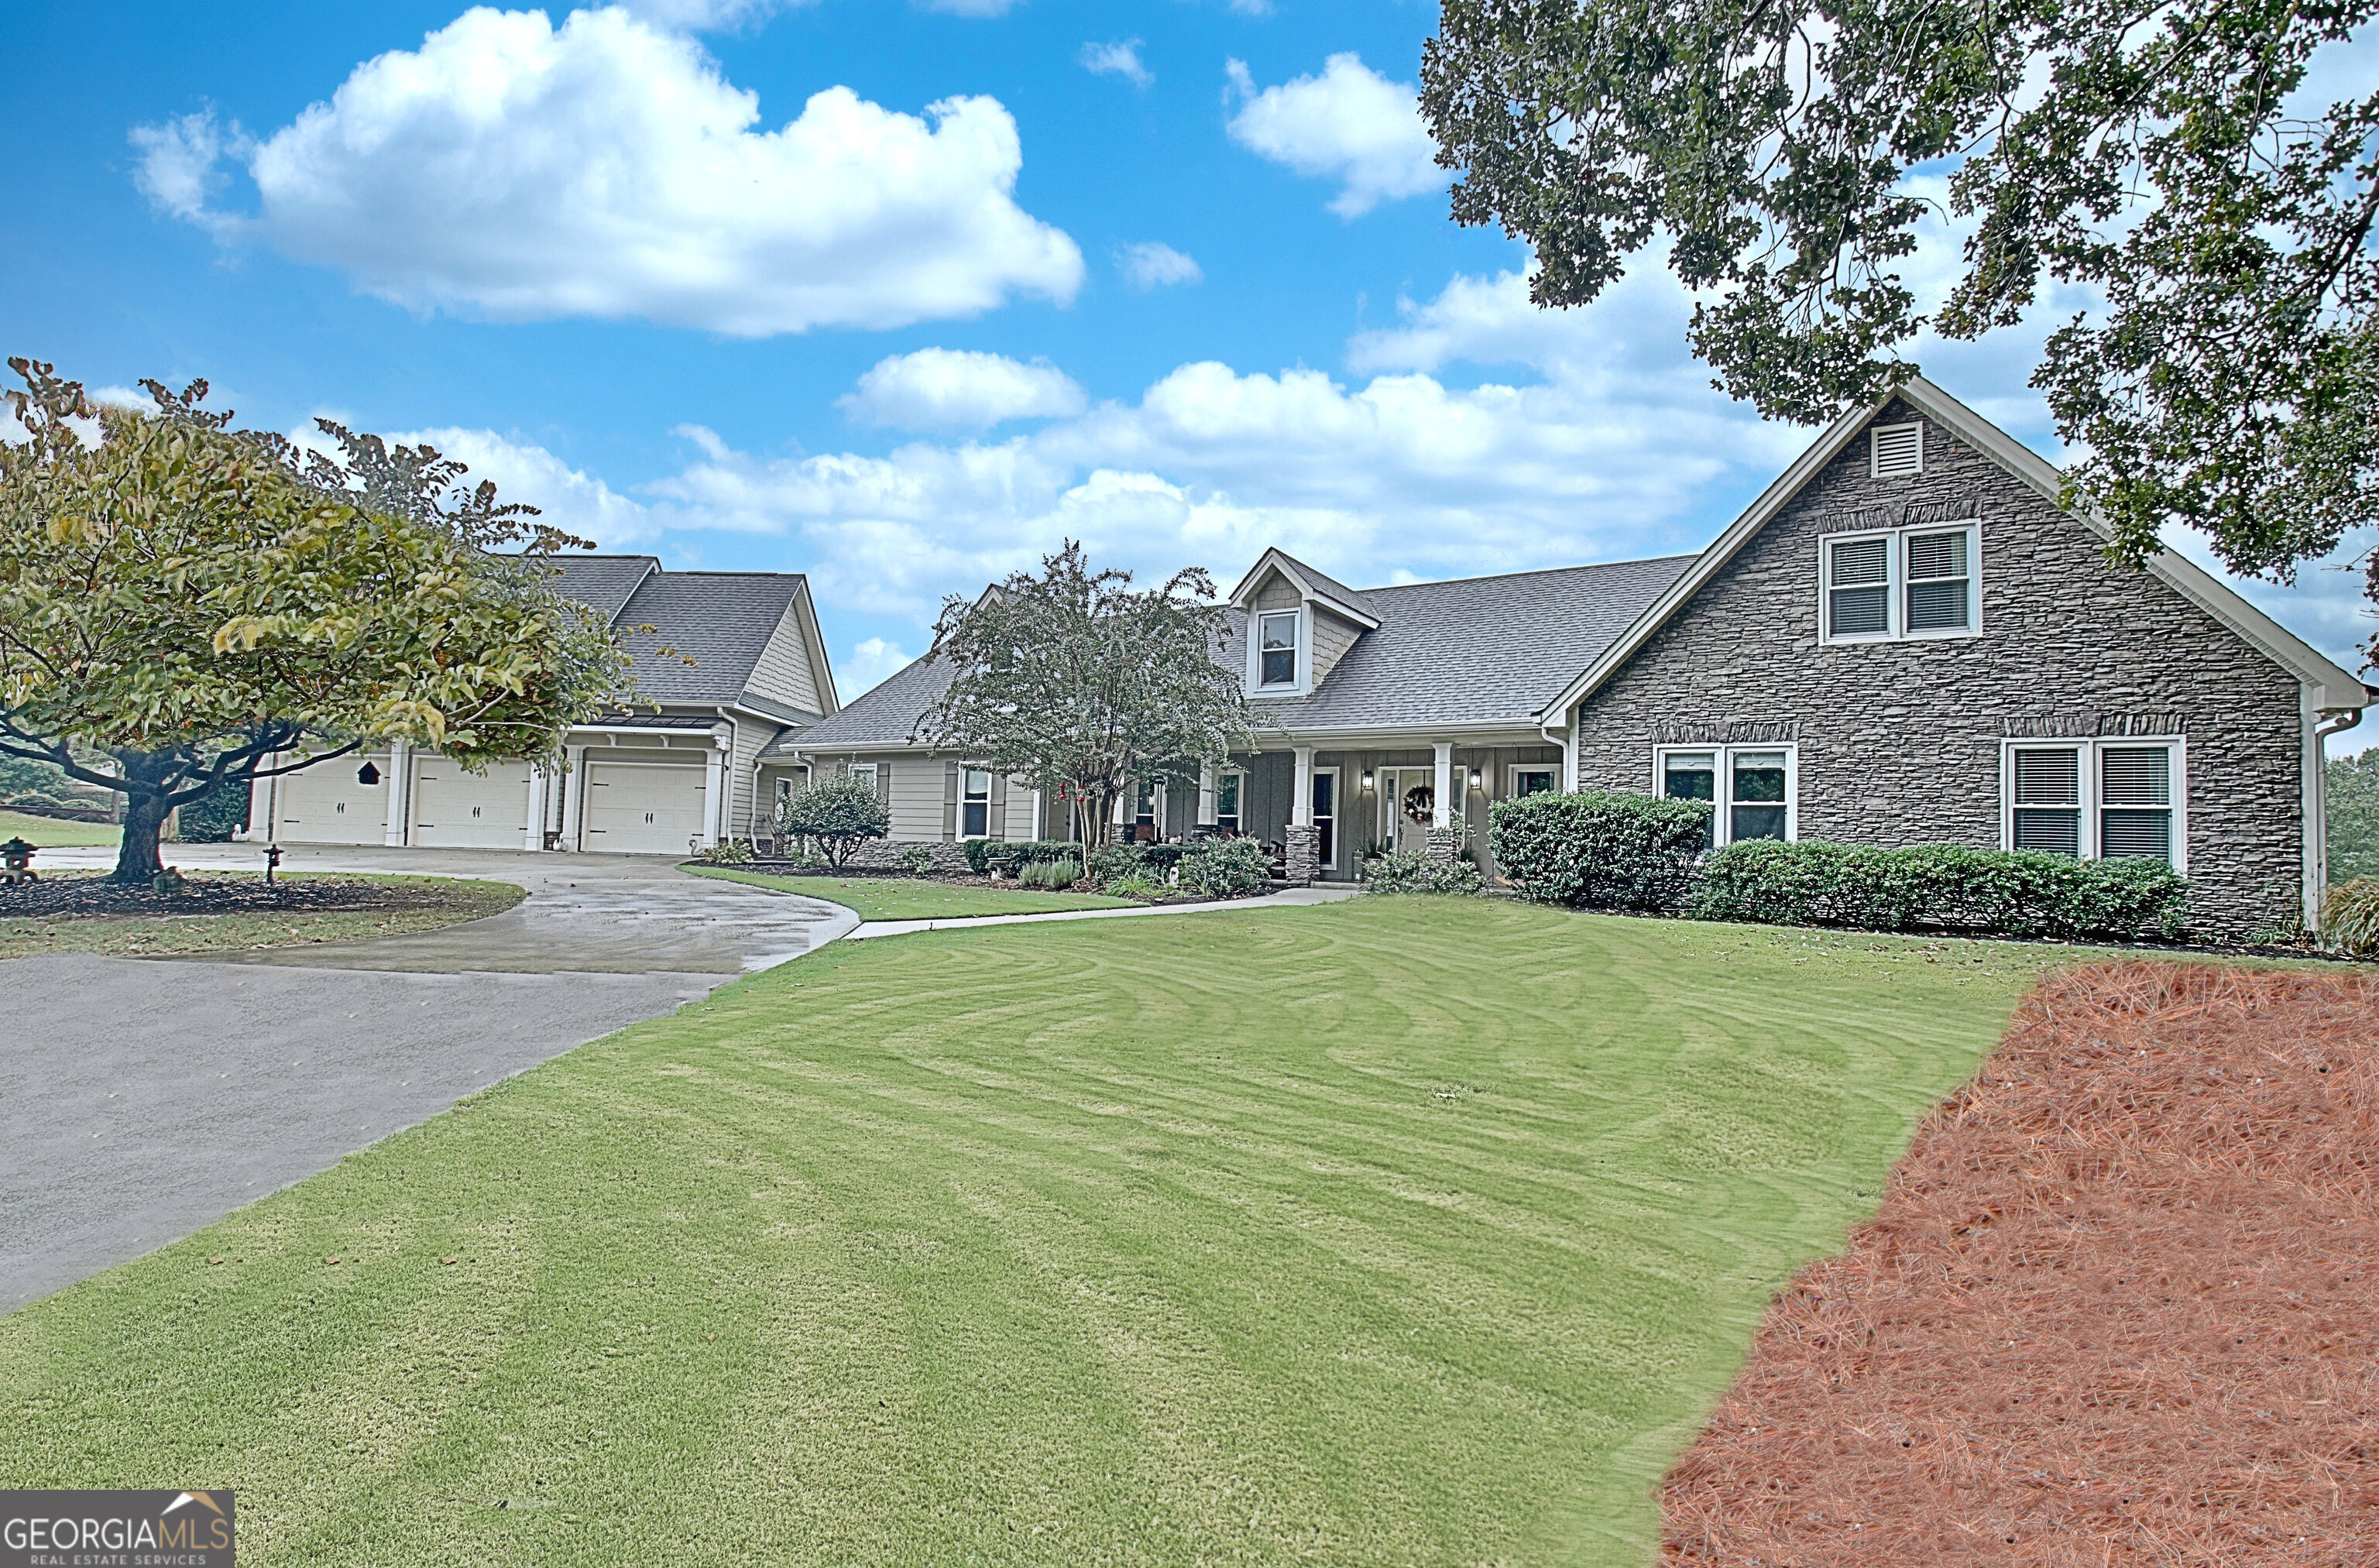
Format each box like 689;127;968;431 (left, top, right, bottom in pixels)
114;791;169;883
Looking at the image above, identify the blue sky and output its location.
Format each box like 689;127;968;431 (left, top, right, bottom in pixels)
5;0;2372;714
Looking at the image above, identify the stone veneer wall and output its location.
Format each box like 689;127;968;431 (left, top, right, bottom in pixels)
1571;398;2310;938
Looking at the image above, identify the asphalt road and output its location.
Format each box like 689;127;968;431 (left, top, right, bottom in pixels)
2;846;854;1309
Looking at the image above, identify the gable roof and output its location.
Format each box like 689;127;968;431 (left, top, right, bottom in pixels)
1536;376;2370;722
792;647;956;750
545;554;659;622
1227;547;1382;630
611;571;817;708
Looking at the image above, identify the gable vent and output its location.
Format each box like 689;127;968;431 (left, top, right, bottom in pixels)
1870;421;1924;477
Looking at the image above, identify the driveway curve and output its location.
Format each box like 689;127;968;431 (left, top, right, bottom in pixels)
2;845;853;1310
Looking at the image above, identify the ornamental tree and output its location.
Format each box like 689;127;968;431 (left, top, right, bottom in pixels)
918;541;1254;849
0;359;630;882
774;778;890;870
1422;0;2379;650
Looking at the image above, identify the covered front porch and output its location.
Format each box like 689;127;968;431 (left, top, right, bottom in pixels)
1183;733;1569;884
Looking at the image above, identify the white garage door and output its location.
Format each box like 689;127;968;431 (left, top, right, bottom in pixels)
582;761;708;856
411;758;532;849
275;754;392;845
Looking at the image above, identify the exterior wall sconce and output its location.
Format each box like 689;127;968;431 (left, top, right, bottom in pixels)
1467;768;1483;791
1359;771;1375;791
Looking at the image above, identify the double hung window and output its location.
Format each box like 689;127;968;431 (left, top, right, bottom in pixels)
2003;739;2183;869
960;768;991;839
1258;610;1299;688
1658;746;1795;849
1216;770;1244;835
1821;523;1979;643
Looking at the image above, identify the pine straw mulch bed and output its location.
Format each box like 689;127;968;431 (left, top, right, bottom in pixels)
0;872;513;921
1660;960;2379;1566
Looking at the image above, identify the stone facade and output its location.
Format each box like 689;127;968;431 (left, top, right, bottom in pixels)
1283;823;1320;886
839;838;976;873
1571;398;2311;938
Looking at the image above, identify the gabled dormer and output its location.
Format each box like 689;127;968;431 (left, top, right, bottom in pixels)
1226;548;1381;699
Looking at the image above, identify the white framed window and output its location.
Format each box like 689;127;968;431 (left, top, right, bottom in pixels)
1820;522;1981;644
1870;420;1924;477
960;767;992;839
1312;766;1341;870
1257;609;1301;688
1216;769;1244;835
1509;766;1559;799
1655;745;1797;849
848;763;878;790
2001;738;2185;872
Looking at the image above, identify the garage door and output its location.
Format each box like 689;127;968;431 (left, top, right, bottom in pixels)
275;754;392;845
582;761;708;856
411;758;532;849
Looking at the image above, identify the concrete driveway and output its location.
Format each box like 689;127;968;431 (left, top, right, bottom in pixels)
2;845;853;1310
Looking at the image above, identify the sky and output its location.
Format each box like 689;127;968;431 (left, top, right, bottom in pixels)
5;1;2374;728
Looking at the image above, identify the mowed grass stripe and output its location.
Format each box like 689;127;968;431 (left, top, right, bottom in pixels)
0;899;2061;1566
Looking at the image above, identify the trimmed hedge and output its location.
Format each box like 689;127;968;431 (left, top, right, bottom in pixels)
177;781;252;842
1179;838;1269;898
1361;849;1485;896
1689;839;2189;942
1488;790;1711;910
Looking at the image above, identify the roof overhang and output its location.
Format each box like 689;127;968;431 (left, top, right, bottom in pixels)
1535;374;2370;721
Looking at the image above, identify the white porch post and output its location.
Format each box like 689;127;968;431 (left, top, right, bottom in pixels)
702;739;727;849
1432;742;1454;829
524;765;550;852
558;744;586;851
1152;779;1169;839
1292;746;1314;826
1028;787;1045;840
383;739;410;846
1198;761;1218;827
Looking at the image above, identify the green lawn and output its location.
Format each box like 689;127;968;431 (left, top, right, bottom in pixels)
0;875;524;959
687;863;1140;920
0;900;2074;1566
0;808;119;847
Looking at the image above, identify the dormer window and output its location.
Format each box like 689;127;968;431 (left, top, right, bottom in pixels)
1258;610;1299;687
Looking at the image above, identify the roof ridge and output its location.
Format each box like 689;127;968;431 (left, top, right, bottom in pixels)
1353;552;1702;594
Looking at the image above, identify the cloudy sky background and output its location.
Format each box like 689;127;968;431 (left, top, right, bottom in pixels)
7;1;2374;720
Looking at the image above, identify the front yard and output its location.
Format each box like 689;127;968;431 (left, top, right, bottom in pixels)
0;899;2076;1565
688;863;1141;920
0;873;523;959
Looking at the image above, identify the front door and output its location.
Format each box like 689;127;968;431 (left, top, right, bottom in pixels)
1380;768;1433;855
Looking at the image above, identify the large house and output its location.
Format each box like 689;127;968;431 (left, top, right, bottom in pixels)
250;556;837;856
791;379;2369;936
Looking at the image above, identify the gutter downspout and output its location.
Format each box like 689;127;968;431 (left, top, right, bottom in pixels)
1539;708;1576;792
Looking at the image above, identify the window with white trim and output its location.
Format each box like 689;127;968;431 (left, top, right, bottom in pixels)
1870;421;1924;476
960;767;992;839
1821;523;1980;643
1216;769;1244;835
1258;610;1299;688
848;763;878;789
1511;767;1558;798
2003;739;2185;870
1657;745;1797;849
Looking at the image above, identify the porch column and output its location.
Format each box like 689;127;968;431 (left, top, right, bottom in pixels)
702;741;727;850
1197;761;1218;827
524;765;551;852
1292;746;1314;827
1285;745;1319;887
1153;779;1169;839
383;739;411;846
1432;742;1454;829
558;744;585;851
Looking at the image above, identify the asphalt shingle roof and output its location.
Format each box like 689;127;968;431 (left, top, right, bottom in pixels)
797;554;1694;747
546;554;659;623
609;571;812;707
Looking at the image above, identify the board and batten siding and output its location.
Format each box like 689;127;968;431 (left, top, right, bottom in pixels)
1568;397;2309;938
742;600;825;716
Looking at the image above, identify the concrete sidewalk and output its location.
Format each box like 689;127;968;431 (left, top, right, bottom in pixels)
846;884;1360;938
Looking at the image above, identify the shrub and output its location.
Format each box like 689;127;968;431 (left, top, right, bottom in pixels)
964;837;1093;876
1177;837;1269;899
1089;842;1148;887
1106;873;1167;901
1361;849;1485;896
1488;790;1710;910
1689;839;2189;942
1017;856;1081;890
896;844;935;877
697;839;754;866
773;780;889;870
2322;877;2379;956
174;780;251;842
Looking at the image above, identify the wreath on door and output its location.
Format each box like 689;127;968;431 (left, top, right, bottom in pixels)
1402;784;1434;825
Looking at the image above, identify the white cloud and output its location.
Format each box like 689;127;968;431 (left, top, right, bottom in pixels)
384;425;659;547
838;636;915;699
616;0;804;29
1224;53;1441;217
132;6;1082;336
1117;241;1203;290
1079;39;1151;87
839;348;1087;431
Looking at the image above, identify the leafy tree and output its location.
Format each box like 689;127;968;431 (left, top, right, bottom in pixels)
1422;0;2379;654
2330;749;2379;883
918;541;1253;849
0;358;629;882
774;778;890;869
